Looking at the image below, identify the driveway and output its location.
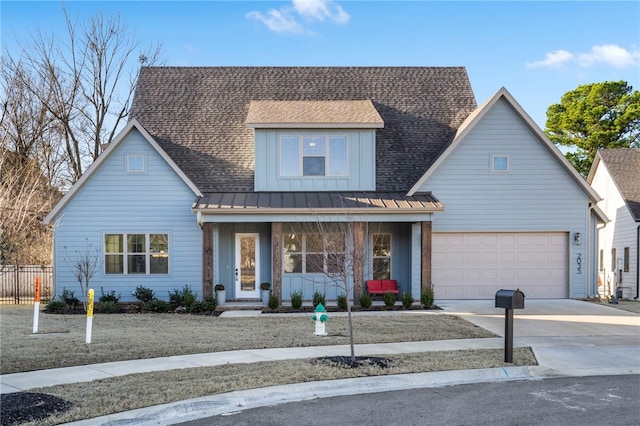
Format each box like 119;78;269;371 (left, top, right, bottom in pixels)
437;299;640;337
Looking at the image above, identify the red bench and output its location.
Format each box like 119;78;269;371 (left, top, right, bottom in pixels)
366;279;399;295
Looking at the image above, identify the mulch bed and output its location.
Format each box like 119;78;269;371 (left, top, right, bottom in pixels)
311;356;394;369
1;392;72;426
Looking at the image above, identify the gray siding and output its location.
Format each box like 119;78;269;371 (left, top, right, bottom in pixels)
254;129;376;191
51;130;201;302
419;99;591;298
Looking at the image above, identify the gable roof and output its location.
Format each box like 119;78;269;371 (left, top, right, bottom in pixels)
130;67;477;193
407;87;602;203
246;100;384;128
43;119;202;225
589;148;640;221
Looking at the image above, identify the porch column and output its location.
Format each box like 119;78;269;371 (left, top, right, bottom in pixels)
202;222;214;300
421;221;433;295
272;222;282;307
353;221;365;306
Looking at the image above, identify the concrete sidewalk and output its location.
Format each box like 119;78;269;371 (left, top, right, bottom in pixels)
2;299;639;425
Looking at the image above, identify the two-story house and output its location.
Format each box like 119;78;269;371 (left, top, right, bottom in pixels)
44;67;604;304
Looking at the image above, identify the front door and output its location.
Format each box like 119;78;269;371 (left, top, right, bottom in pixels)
235;233;260;298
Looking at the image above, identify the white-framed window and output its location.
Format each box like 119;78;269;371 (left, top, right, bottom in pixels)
126;154;146;173
280;135;348;177
283;232;345;274
104;233;169;275
372;233;391;280
491;154;510;173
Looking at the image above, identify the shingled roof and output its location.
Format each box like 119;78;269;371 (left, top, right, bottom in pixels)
598;148;640;221
130;67;476;193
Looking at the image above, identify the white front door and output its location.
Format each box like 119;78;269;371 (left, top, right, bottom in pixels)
235;233;260;298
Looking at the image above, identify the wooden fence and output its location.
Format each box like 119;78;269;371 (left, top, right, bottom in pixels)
0;265;53;304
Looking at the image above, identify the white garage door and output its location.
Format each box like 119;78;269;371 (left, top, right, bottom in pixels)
433;232;568;299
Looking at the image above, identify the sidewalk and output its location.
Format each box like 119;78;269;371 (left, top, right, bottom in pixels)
1;299;639;425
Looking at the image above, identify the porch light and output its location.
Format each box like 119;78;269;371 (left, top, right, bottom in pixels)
574;232;582;246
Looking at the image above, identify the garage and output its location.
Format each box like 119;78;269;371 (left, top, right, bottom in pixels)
432;232;568;299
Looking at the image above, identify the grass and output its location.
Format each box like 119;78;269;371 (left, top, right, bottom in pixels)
1;305;537;425
596;299;640;314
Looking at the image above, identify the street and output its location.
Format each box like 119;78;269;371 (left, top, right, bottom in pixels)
177;375;640;426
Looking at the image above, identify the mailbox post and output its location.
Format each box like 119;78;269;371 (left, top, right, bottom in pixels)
495;289;525;363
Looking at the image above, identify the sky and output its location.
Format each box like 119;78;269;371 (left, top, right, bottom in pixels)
2;0;639;128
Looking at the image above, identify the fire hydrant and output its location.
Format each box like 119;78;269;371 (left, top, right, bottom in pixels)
312;303;328;336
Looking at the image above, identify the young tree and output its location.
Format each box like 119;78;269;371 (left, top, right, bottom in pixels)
65;239;100;311
291;203;384;365
545;81;640;177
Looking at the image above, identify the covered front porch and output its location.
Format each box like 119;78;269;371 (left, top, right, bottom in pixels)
193;192;441;306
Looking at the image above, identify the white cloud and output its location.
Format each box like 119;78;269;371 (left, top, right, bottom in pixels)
527;44;639;69
292;0;350;24
247;0;349;34
246;9;304;34
577;44;639;68
526;50;574;68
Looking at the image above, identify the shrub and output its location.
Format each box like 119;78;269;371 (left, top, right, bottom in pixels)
383;291;396;308
99;287;121;303
359;292;372;308
336;293;348;311
421;287;434;308
97;300;119;314
290;290;303;309
268;293;280;310
169;285;197;308
145;299;170;313
312;290;326;308
402;292;414;309
44;299;67;313
134;285;155;303
61;288;80;307
188;296;217;314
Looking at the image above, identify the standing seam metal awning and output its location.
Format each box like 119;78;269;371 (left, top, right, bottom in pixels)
192;192;443;213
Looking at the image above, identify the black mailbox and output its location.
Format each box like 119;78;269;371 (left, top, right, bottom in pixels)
495;289;525;309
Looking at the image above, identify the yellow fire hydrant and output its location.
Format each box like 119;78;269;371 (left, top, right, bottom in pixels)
312;303;328;336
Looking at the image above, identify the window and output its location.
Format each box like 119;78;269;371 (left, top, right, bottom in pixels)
280;135;347;177
283;232;345;274
126;154;146;173
599;249;603;272
104;233;169;275
624;247;629;272
491;154;510;173
611;248;616;271
372;233;391;280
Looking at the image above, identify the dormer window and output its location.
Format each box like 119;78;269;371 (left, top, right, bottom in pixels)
281;135;347;177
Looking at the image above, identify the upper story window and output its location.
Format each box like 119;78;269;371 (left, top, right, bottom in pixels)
491;154;510;173
126;154;146;173
280;135;348;177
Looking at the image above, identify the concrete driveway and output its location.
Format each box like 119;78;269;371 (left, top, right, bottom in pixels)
437;299;640;337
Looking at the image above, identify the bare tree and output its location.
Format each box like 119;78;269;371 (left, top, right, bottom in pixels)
0;61;61;265
291;205;385;365
6;6;163;185
64;239;100;311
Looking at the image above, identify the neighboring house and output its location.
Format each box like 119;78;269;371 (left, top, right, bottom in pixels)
588;148;640;300
44;67;604;303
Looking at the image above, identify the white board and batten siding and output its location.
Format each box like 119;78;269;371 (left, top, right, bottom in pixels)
417;98;591;299
51;129;202;302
